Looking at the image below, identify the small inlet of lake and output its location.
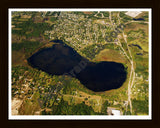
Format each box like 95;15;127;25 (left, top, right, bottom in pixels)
27;40;127;92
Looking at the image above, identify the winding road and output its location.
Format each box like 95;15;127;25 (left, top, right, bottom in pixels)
116;12;136;114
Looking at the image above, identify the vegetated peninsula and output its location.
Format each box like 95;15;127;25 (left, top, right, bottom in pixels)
11;11;149;116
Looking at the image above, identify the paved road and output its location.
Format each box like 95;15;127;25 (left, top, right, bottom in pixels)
117;13;137;114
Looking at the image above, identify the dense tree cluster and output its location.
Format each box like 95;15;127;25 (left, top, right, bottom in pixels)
42;98;101;115
12;18;52;38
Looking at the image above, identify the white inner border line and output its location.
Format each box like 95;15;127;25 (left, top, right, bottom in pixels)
8;8;152;120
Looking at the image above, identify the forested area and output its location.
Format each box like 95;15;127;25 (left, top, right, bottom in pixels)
12;18;52;38
42;99;101;115
132;98;148;115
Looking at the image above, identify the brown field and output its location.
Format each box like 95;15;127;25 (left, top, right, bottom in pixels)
12;51;28;66
12;25;15;28
21;15;32;19
12;34;26;43
12;28;22;30
19;94;40;115
125;22;148;34
17;18;29;22
95;49;127;64
12;21;23;24
83;12;93;14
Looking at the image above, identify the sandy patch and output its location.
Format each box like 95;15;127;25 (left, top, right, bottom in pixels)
11;98;23;115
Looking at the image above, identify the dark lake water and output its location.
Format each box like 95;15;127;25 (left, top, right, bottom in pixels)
28;40;127;92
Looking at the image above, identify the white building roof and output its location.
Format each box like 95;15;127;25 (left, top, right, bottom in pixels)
112;110;121;116
125;11;142;18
